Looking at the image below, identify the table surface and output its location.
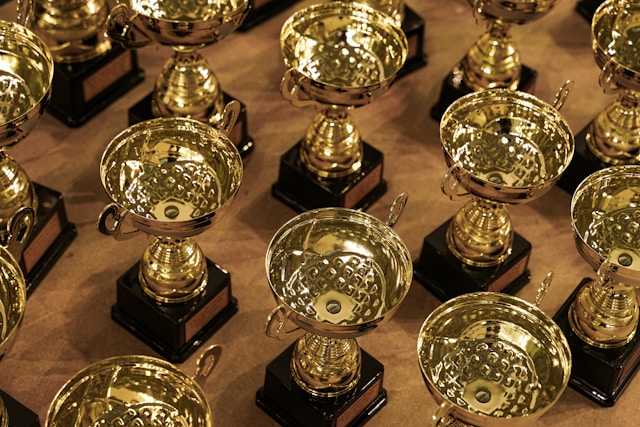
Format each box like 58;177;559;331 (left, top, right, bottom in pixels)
1;0;637;425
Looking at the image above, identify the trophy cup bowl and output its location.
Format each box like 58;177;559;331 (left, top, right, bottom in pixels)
45;345;222;426
418;292;571;427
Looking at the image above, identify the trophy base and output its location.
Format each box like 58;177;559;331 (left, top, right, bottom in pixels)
272;141;386;212
47;44;144;128
239;0;300;31
256;343;386;427
128;91;255;157
23;183;77;295
576;0;603;22
111;258;238;363
553;278;640;407
430;63;538;121
557;125;607;195
0;390;39;427
397;6;428;79
413;219;531;301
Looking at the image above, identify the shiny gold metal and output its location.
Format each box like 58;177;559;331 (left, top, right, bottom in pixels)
457;0;558;91
353;0;405;23
45;344;222;426
280;1;407;178
105;0;249;129
568;165;640;348
586;0;640;164
440;87;574;267
417;291;571;427
96;117;243;303
264;200;412;397
0;20;54;246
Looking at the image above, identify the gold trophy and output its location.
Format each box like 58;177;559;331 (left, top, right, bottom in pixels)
418;287;571;426
29;0;144;127
559;0;640;193
430;0;559;120
105;0;254;156
45;344;222;426
0;19;76;293
553;165;640;406
273;1;408;212
96;117;243;362
256;195;413;426
414;86;574;301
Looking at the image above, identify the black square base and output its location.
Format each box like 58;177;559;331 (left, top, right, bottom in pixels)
128;91;254;157
272;141;386;212
111;258;238;363
557;124;608;195
413;219;531;302
430;63;538;121
256;343;386;427
0;389;39;427
23;183;77;295
47;44;144;127
397;6;428;79
239;0;300;31
576;0;604;22
553;278;640;407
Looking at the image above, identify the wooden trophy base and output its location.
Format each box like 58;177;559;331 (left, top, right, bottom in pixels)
430;63;538;121
239;0;300;31
413;219;531;302
272;141;386;212
397;6;428;79
111;258;238;363
553;278;640;407
0;390;39;427
557;125;608;195
48;44;144;127
23;183;77;295
576;0;604;22
256;343;386;427
128;91;254;157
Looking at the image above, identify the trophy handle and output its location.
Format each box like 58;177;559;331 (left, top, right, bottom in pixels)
4;207;34;263
280;69;316;108
441;164;470;200
214;100;241;134
106;4;152;48
193;344;222;387
599;58;622;94
431;402;456;427
551;80;573;111
265;305;300;339
97;203;141;240
385;192;409;228
534;271;553;307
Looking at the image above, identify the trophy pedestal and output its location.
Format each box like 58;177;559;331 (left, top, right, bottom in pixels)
397;6;428;79
0;390;39;427
128;92;254;157
22;183;77;295
557;125;606;195
576;0;603;22
111;258;238;363
430;63;538;121
413;219;531;301
47;44;144;128
553;278;640;407
256;343;386;427
239;0;300;31
272;141;386;212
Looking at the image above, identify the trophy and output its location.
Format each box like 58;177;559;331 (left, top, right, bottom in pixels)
414;86;574;301
272;1;408;212
96;117;243;362
559;0;640;194
553;165;640;406
430;0;559;121
418;288;572;426
0;19;76;293
576;0;605;21
105;0;254;156
239;0;299;30
45;344;222;426
29;0;144;127
0;207;39;427
256;195;413;426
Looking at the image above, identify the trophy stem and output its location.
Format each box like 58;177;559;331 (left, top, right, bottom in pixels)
0;150;37;244
291;332;362;398
446;197;513;267
568;276;639;348
587;89;640;165
461;19;520;91
139;236;208;303
300;106;363;179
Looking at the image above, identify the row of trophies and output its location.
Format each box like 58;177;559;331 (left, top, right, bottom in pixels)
0;0;638;425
